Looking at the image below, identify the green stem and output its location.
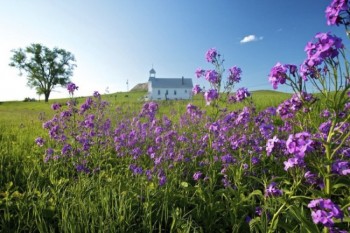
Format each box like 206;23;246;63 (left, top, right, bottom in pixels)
267;202;286;233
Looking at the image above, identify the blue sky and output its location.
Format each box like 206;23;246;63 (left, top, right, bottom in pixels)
0;0;348;101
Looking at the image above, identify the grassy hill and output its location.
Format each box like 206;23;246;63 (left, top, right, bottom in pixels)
0;89;291;127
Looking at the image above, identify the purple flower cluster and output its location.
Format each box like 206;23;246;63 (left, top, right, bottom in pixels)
39;87;112;174
304;171;324;189
35;137;45;147
193;171;203;181
192;84;202;95
304;32;343;68
332;160;350;175
265;182;283;197
67;82;78;95
33;47;350;231
51;103;61;111
268;62;288;89
283;132;314;171
204;89;218;105
194;48;249;108
286;132;313;157
325;0;349;25
276;92;315;120
205;70;220;84
139;102;159;120
308;198;343;227
228;66;242;83
235;87;251;102
205;48;218;63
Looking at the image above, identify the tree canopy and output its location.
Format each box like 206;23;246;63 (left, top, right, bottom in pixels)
9;43;76;102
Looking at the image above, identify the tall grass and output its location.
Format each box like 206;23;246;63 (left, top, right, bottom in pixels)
0;90;292;232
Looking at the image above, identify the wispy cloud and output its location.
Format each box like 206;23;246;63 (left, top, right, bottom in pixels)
240;35;263;44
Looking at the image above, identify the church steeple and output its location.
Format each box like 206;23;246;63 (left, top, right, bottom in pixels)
149;67;156;79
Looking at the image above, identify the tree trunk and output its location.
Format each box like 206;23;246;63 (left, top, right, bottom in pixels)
44;92;50;102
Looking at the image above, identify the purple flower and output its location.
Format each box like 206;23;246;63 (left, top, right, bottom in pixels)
67;82;78;95
35;137;45;147
193;171;203;181
332;160;350;175
283;157;304;171
228;66;242;83
192;84;202;95
319;120;332;135
205;48;218;63
129;164;143;175
235;87;250;102
51;103;61;111
265;182;283;197
255;207;263;216
221;176;232;188
329;227;349;233
93;91;100;98
61;143;72;156
325;0;349;25
221;154;235;164
195;68;205;78
204;89;219;105
205;70;220;84
158;175;166;186
266;136;279;156
286;132;313;157
308;198;343;227
286;64;297;76
252;156;260;165
268;62;288;89
46;148;54;156
321;109;331;118
259;123;274;139
304;32;344;68
75;160;90;174
304;171;324;188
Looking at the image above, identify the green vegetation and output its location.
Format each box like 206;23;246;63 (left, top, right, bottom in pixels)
0;90;293;232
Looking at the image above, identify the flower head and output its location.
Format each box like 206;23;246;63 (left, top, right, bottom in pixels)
193;171;203;181
67;82;78;95
192;84;202;95
268;62;288;89
332;160;350;175
265;182;283;197
204;89;219;105
325;0;349;25
304;32;344;68
228;66;242;83
286;132;313;157
51;103;61;111
205;48;218;63
235;87;250;102
205;70;220;84
35;137;45;147
308;198;343;227
195;68;205;78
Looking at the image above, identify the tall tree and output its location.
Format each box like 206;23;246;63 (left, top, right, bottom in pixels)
9;43;76;102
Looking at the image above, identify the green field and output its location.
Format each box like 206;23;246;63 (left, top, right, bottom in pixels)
1;89;349;232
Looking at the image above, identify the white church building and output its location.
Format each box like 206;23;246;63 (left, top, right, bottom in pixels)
147;68;193;100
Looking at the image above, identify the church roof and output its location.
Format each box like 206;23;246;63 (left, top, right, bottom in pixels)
150;77;193;89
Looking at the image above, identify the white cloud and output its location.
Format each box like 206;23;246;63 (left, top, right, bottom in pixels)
240;35;263;44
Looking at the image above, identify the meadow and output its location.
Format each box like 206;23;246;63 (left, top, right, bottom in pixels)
1;2;350;230
0;90;294;233
0;82;349;232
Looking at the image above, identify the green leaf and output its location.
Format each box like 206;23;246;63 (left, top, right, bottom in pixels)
181;182;189;188
247;190;263;200
288;206;320;233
